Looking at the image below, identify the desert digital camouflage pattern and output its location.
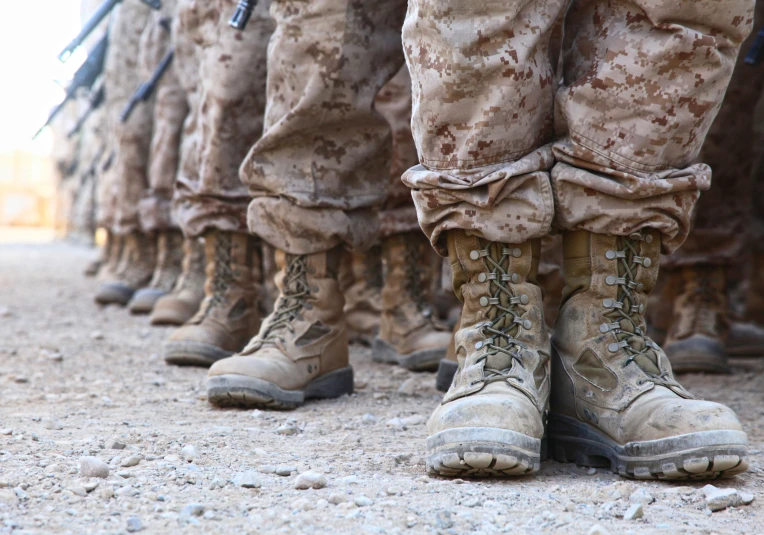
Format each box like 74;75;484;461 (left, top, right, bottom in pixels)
242;0;408;255
401;0;754;256
173;0;274;239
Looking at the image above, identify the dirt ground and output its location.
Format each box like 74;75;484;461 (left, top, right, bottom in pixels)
1;238;763;535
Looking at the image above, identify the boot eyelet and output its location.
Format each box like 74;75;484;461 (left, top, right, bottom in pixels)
520;294;529;305
605;275;616;285
645;234;654;244
475;341;483;350
605;250;616;260
470;250;480;260
607;342;620;353
479;297;489;307
602;298;614;308
599;323;610;333
512;248;522;258
511;274;520;284
522;319;532;330
478;273;487;283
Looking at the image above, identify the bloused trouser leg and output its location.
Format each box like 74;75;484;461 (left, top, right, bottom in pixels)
241;0;408;255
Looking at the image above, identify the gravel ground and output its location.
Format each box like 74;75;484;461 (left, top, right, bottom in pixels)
1;240;763;535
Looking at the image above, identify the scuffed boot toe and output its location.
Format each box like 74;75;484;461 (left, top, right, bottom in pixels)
95;282;135;306
128;288;168;315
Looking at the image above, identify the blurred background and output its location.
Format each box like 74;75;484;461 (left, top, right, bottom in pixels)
0;1;87;243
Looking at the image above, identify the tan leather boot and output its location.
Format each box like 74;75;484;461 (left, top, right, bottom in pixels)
427;231;549;478
96;233;124;281
95;232;156;306
550;230;748;480
646;268;682;346
206;247;353;410
373;232;451;371
435;317;459;393
728;251;764;357
84;231;111;277
663;265;730;373
344;247;383;345
129;230;185;315
151;237;206;326
163;231;262;367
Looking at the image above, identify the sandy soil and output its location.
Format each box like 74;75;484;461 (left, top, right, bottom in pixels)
0;241;763;535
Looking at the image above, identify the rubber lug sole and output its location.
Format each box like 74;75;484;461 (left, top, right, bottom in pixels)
206;367;354;410
427;427;543;478
163;341;233;367
128;289;168;315
435;358;458;392
371;338;443;371
94;283;135;306
548;413;748;480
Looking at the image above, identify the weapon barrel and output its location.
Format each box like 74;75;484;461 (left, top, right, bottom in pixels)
58;0;119;62
229;0;257;30
119;49;174;123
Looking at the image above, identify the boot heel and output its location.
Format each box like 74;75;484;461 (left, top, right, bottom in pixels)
304;366;354;400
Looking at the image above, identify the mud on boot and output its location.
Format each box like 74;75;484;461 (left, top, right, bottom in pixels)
206;247;353;410
426;231;550;478
549;230;748;480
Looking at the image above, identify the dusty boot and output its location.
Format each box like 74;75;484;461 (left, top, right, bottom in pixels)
646;268;682;346
94;232;156;306
163;232;262;367
129;230;185;315
372;232;451;371
427;231;549;478
728;252;764;357
150;237;206;326
663;265;730;374
84;231;111;277
435;316;460;393
96;233;124;281
550;230;748;480
344;247;383;345
206;247;353;410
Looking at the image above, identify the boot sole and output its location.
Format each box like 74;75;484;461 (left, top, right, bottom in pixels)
371;338;443;371
435;359;458;393
727;345;764;357
206;367;354;410
94;284;135;306
427;427;542;478
128;289;168;315
548;413;748;480
163;341;233;368
665;337;730;374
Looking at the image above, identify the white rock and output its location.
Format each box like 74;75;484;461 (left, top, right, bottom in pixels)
276;424;298;436
106;439;126;450
291;498;315;511
702;485;752;512
181;445;197;462
121;455;141;468
623;503;643;520
398;378;418;396
126;516;143;533
294;471;328;490
361;413;378;425
80;457;110;479
587;525;610;535
328;492;347;505
232;471;261;489
275;465;296;476
629;488;655;505
354;496;374;507
66;484;88;497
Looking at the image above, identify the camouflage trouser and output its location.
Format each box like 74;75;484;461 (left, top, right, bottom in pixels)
100;0;153;236
242;0;407;254
137;0;187;233
376;66;420;239
664;2;764;267
402;0;754;256
172;0;274;239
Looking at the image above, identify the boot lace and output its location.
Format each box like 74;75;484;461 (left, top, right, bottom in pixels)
194;235;234;320
600;233;678;387
253;254;310;346
471;241;532;385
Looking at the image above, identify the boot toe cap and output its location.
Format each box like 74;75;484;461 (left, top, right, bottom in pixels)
208;349;307;391
428;389;544;440
94;282;135;305
128;288;167;314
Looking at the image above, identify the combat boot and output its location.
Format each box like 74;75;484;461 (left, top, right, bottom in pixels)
150;237;206;326
344;247;383;345
128;230;185;315
549;230;748;480
663;265;730;373
426;231;549;478
435;317;460;393
372;232;451;371
84;231;112;277
728;251;764;357
94;232;156;306
206;247;353;410
163;231;261;367
646;268;682;345
96;232;124;281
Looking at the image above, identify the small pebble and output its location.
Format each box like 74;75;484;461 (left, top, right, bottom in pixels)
275;465;296;477
181;445;197;462
294;471;328;490
398;378;418;396
624;503;643;520
126;516;143;533
80;457;110;479
121;455;141;468
354;496;374;507
232;472;261;489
